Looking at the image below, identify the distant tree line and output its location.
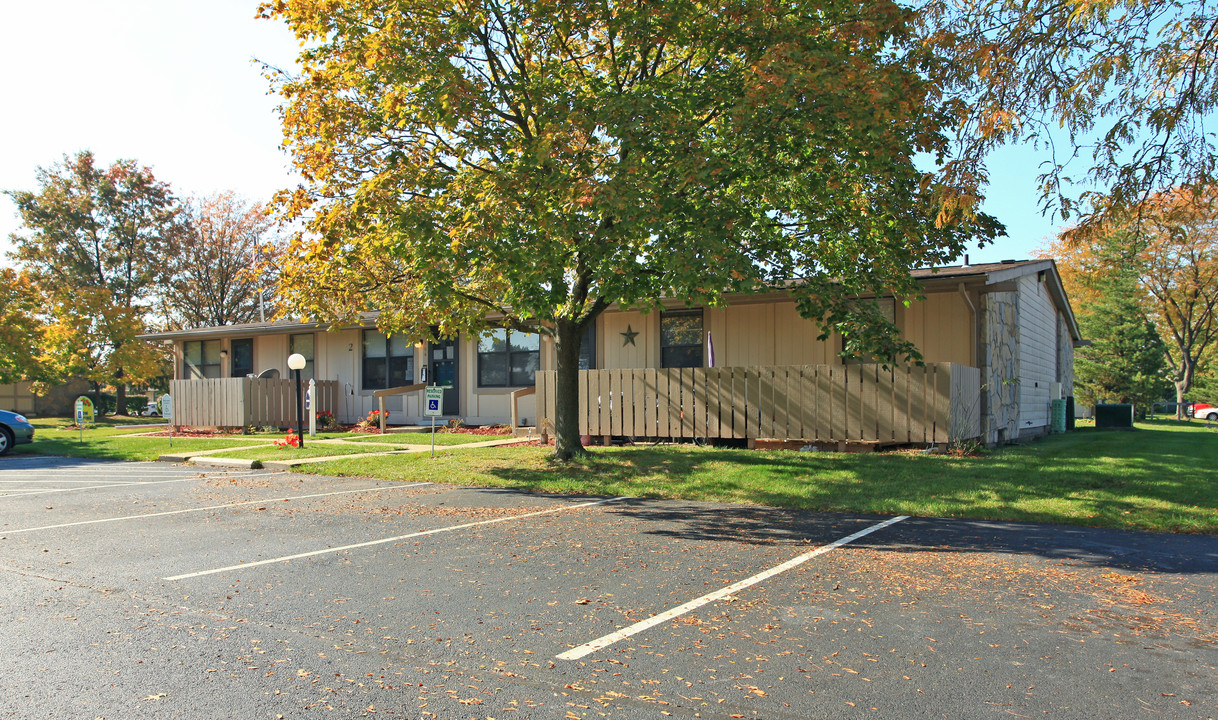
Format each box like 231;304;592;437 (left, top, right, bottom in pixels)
2;150;281;413
1047;187;1218;417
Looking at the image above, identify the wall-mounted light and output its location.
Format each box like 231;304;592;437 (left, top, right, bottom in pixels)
220;349;229;359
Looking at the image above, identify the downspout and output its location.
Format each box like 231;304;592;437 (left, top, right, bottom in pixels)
958;282;977;366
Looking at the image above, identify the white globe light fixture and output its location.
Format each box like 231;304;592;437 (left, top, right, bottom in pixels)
288;353;307;448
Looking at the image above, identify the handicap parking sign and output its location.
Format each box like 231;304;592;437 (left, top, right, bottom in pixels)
424;387;444;417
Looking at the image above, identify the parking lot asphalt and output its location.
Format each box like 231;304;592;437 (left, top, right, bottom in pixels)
1;455;1215;719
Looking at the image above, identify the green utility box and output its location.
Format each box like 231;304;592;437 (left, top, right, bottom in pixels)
1095;403;1134;429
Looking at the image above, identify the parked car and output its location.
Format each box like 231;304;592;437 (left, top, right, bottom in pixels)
0;409;35;456
140;402;160;417
1194;402;1218;421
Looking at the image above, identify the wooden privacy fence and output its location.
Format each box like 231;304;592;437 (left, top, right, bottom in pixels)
168;378;340;428
535;363;981;444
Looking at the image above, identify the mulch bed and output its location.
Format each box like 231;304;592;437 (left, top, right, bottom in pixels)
134;429;247;438
437;426;514;436
130;424;515;439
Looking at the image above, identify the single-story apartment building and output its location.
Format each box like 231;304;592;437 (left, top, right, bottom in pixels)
0;377;94;417
141;259;1081;445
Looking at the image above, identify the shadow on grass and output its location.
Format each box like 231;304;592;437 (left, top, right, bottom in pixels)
466;422;1218;543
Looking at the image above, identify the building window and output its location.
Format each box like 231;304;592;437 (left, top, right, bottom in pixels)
478;329;540;387
289;333;315;380
231;338;254;378
661;310;703;368
362;330;415;390
579;323;596;370
183;340;221;379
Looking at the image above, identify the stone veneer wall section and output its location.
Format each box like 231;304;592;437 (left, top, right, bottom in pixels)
981;291;1021;445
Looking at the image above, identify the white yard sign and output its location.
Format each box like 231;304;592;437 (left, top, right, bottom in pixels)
424;387;444;418
424;386;444;458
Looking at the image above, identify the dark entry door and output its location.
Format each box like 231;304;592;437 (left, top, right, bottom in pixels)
230;339;254;378
428;337;460;416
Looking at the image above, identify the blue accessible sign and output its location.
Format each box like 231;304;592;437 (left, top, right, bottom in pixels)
424;387;444;418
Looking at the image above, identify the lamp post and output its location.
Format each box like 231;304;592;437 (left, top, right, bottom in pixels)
288;353;306;449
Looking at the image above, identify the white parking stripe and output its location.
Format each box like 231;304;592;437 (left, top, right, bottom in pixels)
0;479;192;483
556;515;909;661
2;477;205;497
0;471;268;479
166;496;630;581
0;490;84;498
2;483;432;535
0;471;268;488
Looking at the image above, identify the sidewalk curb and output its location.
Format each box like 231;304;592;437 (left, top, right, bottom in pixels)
174;456;263;470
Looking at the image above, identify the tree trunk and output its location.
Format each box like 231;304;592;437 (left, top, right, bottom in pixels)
1175;359;1195;420
552;319;586;460
115;366;128;416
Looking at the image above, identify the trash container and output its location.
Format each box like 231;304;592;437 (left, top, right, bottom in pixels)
1050;399;1066;434
1095;403;1134;429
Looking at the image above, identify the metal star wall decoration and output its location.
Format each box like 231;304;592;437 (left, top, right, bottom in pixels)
620;325;639;346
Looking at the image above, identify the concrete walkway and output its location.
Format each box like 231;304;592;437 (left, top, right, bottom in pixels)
161;435;528;470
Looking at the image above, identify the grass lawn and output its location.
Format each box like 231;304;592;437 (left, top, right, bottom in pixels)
290;419;1218;534
13;416;1216;533
12;417;274;462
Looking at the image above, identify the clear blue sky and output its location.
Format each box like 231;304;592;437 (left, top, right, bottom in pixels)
0;1;1068;268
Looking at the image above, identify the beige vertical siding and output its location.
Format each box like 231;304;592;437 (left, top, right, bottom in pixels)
1017;273;1058;432
0;382;36;414
772;302;839;365
316;329;354;386
714;303;776;366
901;291;974;365
603;295;972;372
600;310;655;368
254;334;288;377
704;302;839;366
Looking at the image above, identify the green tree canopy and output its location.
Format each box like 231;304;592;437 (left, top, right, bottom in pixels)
0;269;46;386
261;0;1000;457
1071;233;1171;413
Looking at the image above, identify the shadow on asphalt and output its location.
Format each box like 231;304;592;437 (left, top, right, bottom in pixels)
393;485;1218;576
1;454;158;469
600;500;1218;576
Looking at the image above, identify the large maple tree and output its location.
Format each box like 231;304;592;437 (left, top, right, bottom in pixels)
7;151;176;413
261;0;999;458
